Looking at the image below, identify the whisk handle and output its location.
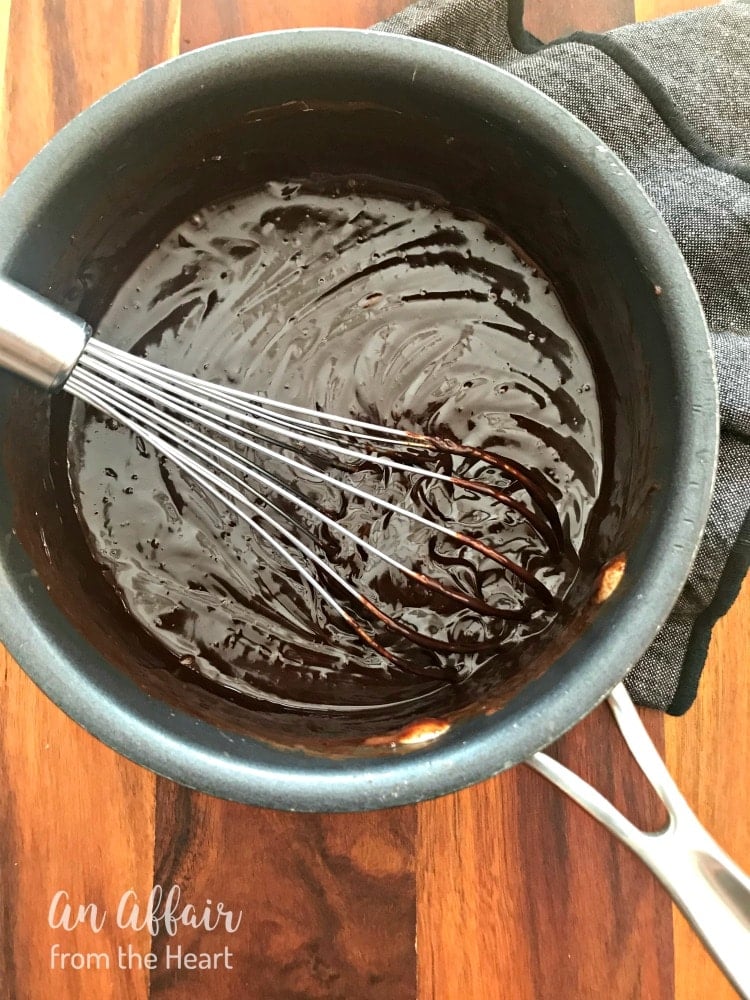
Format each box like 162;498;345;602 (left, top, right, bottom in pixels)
0;276;91;390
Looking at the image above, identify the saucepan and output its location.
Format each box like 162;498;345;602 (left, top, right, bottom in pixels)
0;30;747;995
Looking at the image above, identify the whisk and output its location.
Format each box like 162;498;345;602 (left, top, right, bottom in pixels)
0;276;565;672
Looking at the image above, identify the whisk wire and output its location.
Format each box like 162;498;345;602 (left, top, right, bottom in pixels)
71;352;554;601
70;375;496;674
66;339;566;672
71;364;533;621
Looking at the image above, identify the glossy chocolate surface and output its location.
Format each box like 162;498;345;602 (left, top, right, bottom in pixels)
66;175;602;722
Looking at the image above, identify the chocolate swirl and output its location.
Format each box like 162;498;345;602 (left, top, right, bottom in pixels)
67;176;602;714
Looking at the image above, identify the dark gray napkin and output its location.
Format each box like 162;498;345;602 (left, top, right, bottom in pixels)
375;0;750;713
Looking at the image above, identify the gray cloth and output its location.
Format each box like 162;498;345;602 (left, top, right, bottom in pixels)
375;1;750;713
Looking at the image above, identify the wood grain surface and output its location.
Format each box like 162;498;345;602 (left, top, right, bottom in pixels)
1;2;747;999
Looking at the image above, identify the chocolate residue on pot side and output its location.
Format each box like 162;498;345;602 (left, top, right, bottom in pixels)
65;176;603;722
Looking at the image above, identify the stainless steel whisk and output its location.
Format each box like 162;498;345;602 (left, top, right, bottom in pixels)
0;276;563;670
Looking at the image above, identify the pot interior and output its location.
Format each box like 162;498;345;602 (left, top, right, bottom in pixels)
0;56;678;756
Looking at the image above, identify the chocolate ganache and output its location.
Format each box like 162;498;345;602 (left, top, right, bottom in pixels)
66;174;602;719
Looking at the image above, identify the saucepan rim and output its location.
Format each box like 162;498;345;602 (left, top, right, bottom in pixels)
0;29;718;811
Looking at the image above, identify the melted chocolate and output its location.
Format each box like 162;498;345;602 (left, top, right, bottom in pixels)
66;176;602;718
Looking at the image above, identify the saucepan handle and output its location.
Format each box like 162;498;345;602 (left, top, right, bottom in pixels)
526;682;750;999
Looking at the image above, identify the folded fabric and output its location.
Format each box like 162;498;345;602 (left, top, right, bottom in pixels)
375;0;750;713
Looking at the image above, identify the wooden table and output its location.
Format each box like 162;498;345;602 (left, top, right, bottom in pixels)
0;1;747;998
